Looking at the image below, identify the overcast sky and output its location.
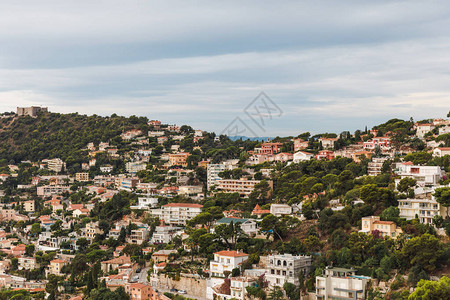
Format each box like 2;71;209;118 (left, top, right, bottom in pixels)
0;0;449;136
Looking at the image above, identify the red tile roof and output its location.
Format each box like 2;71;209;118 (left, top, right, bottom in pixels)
214;250;248;257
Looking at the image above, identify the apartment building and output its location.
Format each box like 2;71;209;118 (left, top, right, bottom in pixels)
316;267;371;300
126;162;147;174
210;250;249;278
75;172;90;182
46;259;67;276
37;185;70;197
255;143;283;155
367;157;389;176
168;152;190;167
151;225;183;244
150;203;203;226
398;198;447;224
217;178;273;198
18;257;37;271
120;178;139;190
127;228;149;245
395;163;442;186
293;138;309;152
126;283;154;300
207;164;226;190
316;150;335;160
414;123;435;139
130;196;158;210
318;138;338;149
42;158;66;173
360;216;402;239
85;222;104;240
229;277;258;300
363;136;391;150
178;185;203;196
0;209;28;221
266;254;313;287
23;200;35;213
293;151;314;163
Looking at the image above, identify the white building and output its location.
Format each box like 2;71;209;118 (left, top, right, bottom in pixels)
316;267;371;300
217;178;273;198
207;160;239;190
151;225;183;244
100;165;114;173
130;196;158;210
293;151;314;163
125;161;147;174
42;158;66;173
214;218;259;237
318;138;338;149
229;277;258;300
178;185;203;196
270;204;292;217
433;147;450;157
266;254;312;287
36;185;70;197
415;123;435;139
398;198;447;224
210;250;248;278
149;203;203;226
395;163;442;186
18;257;37;270
367;157;388;176
438;125;450;135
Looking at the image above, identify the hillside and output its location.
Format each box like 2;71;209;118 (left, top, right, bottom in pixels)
0;112;149;165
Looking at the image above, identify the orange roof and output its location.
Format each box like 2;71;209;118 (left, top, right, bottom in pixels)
156;262;167;267
130;283;150;289
374;221;394;225
13;244;26;250
101;255;131;265
69;204;84;210
163;203;203;208
214;250;248;257
51;259;66;264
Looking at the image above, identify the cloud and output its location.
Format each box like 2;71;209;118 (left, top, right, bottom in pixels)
1;0;450;136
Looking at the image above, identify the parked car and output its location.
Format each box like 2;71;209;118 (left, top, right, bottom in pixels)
178;290;187;294
170;288;178;293
136;268;141;273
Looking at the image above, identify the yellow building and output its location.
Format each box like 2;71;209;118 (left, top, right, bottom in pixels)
360;216;402;239
23;200;35;213
75;172;90;182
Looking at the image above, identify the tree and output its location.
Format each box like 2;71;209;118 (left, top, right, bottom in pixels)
260;214;283;241
25;244;35;257
380;206;400;222
70;254;89;279
268;286;284;300
187;212;215;232
434;187;450;217
409;276;450;299
76;238;89;253
249;180;272;207
401;234;444;272
283;282;299;300
397;177;417;193
30;223;42;236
